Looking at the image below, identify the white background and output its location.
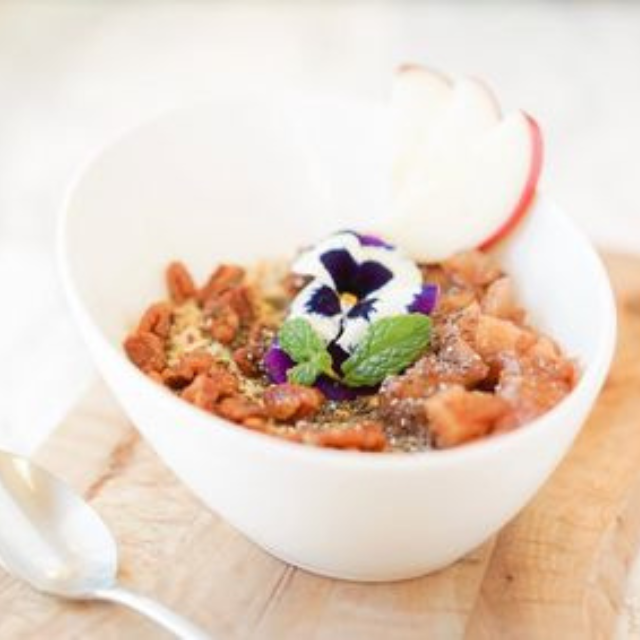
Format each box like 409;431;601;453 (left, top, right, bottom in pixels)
0;0;639;633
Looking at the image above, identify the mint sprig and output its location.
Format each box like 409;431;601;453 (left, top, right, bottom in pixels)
278;318;336;386
278;315;431;389
288;353;333;386
341;314;431;387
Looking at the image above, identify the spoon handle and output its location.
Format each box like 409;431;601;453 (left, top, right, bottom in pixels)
94;585;212;639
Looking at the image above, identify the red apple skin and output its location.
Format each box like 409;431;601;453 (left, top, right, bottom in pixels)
478;114;544;251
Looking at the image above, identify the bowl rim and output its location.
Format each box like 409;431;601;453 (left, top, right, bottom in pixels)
57;96;618;471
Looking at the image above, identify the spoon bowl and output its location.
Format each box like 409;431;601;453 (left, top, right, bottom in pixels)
0;450;116;598
0;449;210;639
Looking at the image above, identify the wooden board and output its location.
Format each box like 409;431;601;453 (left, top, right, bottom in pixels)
1;253;640;640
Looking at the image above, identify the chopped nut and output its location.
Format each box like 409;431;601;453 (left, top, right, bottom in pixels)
473;315;537;365
138;302;173;338
382;338;488;401
124;331;166;372
162;351;215;389
183;351;217;375
439;302;482;347
436;287;478;314
181;374;218;411
233;325;268;377
162;367;193;390
181;370;238;412
442;250;502;288
243;416;269;430
146;370;164;384
219;286;255;324
208;367;240;397
198;264;245;304
303;421;387;452
481;277;525;323
426;386;510;448
263;383;325;421
233;346;260;377
216;396;265;423
166;261;196;303
496;355;576;429
206;301;240;345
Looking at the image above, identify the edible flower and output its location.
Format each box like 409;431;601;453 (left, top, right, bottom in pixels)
264;231;438;399
288;231;437;353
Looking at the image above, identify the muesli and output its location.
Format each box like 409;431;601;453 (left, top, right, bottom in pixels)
124;231;576;452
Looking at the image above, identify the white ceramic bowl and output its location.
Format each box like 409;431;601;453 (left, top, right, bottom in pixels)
59;94;616;582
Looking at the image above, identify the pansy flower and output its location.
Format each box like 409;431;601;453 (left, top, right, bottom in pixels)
265;231;438;398
289;231;437;352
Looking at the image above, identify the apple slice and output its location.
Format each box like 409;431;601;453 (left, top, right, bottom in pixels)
393;69;502;194
385;111;543;261
399;77;503;192
392;65;453;192
477;114;543;250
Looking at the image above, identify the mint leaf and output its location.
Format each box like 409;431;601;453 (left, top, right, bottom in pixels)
288;361;321;386
342;314;432;387
287;351;336;386
279;319;337;386
278;318;326;363
313;351;339;380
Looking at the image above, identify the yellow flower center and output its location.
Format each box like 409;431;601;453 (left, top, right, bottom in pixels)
340;292;359;308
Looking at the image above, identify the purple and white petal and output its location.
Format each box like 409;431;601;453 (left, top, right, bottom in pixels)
354;232;394;249
264;345;294;384
318;249;395;299
292;232;363;283
315;376;376;401
336;230;394;250
351;260;393;297
292;230;420;298
409;283;440;315
346;297;378;322
362;247;422;297
288;281;342;344
319;249;360;292
363;285;421;320
304;283;341;317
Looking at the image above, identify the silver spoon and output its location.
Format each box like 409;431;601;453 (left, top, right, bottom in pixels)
0;449;211;639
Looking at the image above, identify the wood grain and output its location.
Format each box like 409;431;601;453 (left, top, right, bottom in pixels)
1;254;639;640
